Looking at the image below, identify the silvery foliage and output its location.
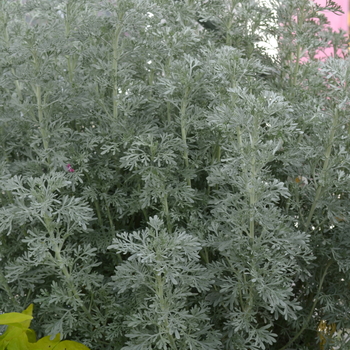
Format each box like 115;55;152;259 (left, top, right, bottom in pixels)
1;0;350;349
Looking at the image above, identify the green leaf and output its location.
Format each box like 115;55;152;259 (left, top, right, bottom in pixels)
28;334;61;350
21;304;34;329
0;305;35;350
0;312;33;325
6;333;30;350
0;324;32;350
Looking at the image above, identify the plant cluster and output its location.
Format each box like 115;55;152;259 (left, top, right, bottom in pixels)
1;0;350;349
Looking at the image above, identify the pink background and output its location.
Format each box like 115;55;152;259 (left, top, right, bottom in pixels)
314;0;348;58
315;0;348;32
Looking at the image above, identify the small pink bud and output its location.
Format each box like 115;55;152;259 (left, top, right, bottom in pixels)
66;164;75;172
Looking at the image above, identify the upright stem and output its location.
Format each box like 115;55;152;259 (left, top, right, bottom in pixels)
106;204;114;230
290;7;306;86
225;0;237;46
30;44;51;166
163;193;172;233
211;136;222;165
64;1;71;36
3;14;23;101
94;200;103;227
65;2;76;84
237;126;249;238
167;101;171;123
291;45;301;86
164;58;172;123
180;87;191;187
66;55;77;85
112;27;122;120
248;113;259;241
33;84;50;166
44;215;93;320
105;202;123;263
305;109;338;230
4;13;23;101
156;274;177;350
226;17;233;46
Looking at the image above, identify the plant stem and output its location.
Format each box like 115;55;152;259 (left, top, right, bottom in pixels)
291;44;301;87
112;27;122;120
200;247;210;264
156;274;177;350
65;3;77;84
225;0;236;46
278;261;332;350
291;7;305;87
249;112;259;241
164;58;172;123
33;84;51;167
94;199;103;227
305;109;339;230
180;87;191;187
106;204;114;230
163;193;172;233
44;215;93;321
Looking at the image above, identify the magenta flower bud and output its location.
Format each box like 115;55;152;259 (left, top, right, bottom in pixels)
66;164;75;172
